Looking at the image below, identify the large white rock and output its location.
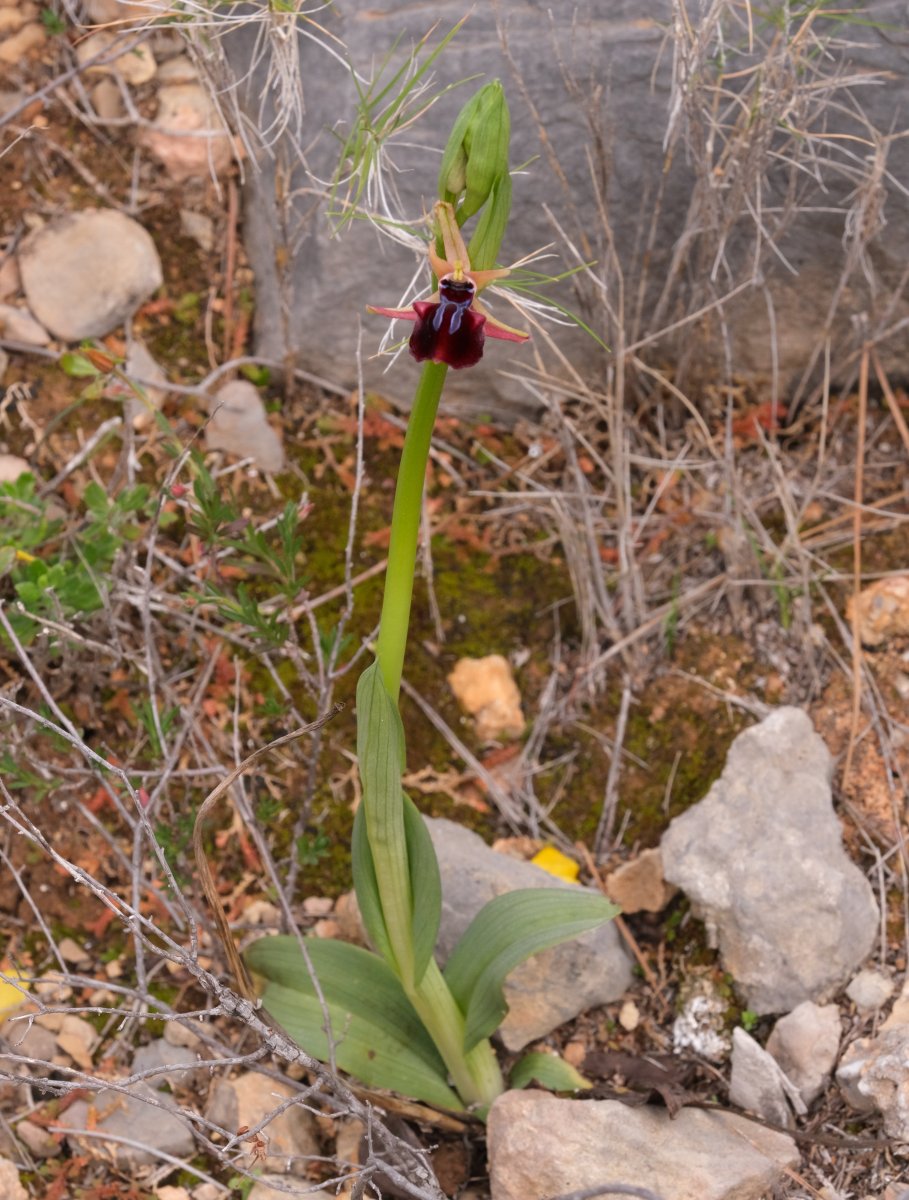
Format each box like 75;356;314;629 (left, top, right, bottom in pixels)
661;707;878;1014
487;1090;799;1200
19;210;162;341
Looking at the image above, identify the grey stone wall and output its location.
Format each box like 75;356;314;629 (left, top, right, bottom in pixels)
223;2;909;416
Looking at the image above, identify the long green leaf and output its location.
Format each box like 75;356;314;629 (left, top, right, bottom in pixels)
355;660;441;985
510;1050;592;1093
351;802;393;962
402;792;442;980
352;793;441;980
443;889;620;1052
357;660;411;979
245;936;462;1111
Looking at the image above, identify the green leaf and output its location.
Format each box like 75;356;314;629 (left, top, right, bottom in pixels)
352;792;442;985
245;936;462;1111
351;801;394;963
402;792;442;981
444;888;620;1052
356;660;441;987
58;352;100;378
510;1051;592;1093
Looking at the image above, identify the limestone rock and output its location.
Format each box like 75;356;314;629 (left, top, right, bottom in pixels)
132;1038;200;1091
0;3;37;34
0;455;31;484
15;1119;62;1158
122;340;170;428
487;1090;799;1200
144;83;235;180
847;576;909;646
19;210;162;341
84;0;162;21
0;1158;27;1200
157;54;197;85
447;655;524;741
180;208;214;252
766;1001;841;1106
661;707;878;1014
57;1082;194;1168
249;1183;335;1200
835;1025;909;1135
0;303;49;345
883;974;909;1031
729;1027;806;1128
91;78;125;121
233;2;909;418
205;379;285;472
0;22;46;64
427;818;631;1051
605;847;677;913
0;253;20;301
76;30;156;84
847;969;896;1011
204;1073;319;1175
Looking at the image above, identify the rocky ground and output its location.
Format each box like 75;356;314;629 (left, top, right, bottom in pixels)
3;6;909;1200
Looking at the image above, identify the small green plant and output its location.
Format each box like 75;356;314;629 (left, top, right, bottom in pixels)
740;1008;759;1033
246;82;618;1115
295;830;331;868
185;459;309;646
0;472;152;647
40;6;66;34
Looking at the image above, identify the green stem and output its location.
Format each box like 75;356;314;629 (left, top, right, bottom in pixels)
406;959;504;1108
375;360;448;702
366;357;505;1110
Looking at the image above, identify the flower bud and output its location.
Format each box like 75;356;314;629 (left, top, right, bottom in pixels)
439;84;510;206
437;81;512;271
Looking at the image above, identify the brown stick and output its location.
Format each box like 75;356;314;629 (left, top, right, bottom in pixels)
843;345;869;787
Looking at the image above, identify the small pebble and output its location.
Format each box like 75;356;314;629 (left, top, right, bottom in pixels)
618;1000;640;1031
846;969;895;1011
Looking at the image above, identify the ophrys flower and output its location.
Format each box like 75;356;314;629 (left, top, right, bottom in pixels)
368;201;529;369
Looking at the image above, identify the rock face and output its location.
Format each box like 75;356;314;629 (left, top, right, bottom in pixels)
427;818;631;1051
222;1;909;416
661;707;878;1014
487;1090;799;1200
19;211;162;341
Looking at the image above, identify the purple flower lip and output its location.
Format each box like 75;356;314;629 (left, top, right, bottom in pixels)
367;201;530;370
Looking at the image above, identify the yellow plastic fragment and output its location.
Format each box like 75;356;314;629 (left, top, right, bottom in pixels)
530;846;580;884
0;971;30;1019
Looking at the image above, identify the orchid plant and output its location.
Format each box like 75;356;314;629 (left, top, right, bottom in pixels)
246;82;619;1115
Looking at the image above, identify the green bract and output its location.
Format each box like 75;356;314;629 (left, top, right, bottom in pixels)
245;81;618;1117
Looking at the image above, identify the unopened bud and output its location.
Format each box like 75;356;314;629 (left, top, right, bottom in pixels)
437;81;512;271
